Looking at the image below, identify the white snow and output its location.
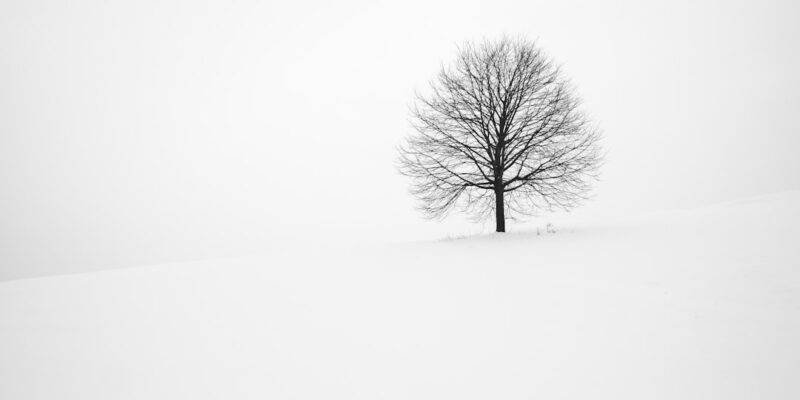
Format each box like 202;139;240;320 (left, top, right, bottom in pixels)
1;191;799;399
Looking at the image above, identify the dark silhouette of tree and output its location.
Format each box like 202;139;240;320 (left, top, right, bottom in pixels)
398;37;602;232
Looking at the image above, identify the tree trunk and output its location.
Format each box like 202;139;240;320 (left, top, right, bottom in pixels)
495;188;505;232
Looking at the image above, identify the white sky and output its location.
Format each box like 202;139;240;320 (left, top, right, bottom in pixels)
1;0;799;279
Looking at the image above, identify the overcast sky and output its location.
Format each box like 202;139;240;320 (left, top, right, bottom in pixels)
2;0;799;279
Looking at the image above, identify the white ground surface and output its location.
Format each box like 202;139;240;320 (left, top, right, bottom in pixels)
1;192;799;399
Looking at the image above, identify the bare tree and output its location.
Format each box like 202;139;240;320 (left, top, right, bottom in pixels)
398;37;602;232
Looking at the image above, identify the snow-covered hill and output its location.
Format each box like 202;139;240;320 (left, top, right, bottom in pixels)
2;192;799;399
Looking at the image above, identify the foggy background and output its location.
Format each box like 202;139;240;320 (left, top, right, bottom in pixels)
2;0;799;280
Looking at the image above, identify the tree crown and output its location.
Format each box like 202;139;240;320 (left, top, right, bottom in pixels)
399;37;602;224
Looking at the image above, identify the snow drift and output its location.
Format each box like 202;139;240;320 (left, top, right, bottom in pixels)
1;191;799;399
